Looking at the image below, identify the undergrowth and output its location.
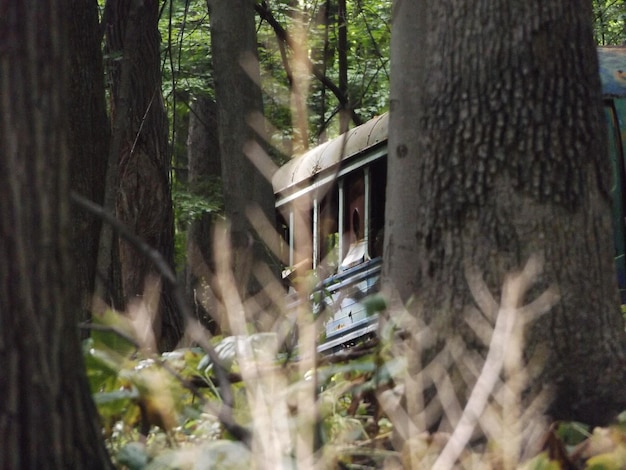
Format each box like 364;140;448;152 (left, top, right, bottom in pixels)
85;255;626;469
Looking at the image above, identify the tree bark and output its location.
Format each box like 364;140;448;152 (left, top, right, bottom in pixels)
209;0;277;325
384;0;626;427
68;0;110;324
105;0;183;350
0;1;112;467
185;95;222;330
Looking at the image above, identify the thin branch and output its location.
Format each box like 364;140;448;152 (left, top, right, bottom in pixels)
255;1;363;127
70;192;252;447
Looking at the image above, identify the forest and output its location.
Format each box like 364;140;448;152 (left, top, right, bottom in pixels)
2;0;626;468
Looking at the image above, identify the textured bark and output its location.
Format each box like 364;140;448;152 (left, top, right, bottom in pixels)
185;96;222;329
68;0;110;324
209;0;277;314
384;0;626;426
105;0;182;350
0;1;112;467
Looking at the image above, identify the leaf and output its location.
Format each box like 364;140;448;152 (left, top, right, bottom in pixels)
323;414;366;445
93;388;138;422
586;446;626;470
518;452;562;470
364;293;387;317
83;338;133;393
90;309;138;357
556;421;590;446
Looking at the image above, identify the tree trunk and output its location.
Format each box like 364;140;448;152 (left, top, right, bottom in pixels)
68;0;110;324
185;95;222;331
209;0;277;327
337;0;350;133
0;1;112;467
384;0;626;428
105;0;182;350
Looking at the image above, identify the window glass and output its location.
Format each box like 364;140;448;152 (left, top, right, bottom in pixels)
369;159;387;258
318;184;339;277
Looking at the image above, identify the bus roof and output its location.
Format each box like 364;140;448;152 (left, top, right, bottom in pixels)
272;113;388;197
272;47;626;197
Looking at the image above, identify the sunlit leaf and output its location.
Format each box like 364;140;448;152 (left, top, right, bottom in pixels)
518;452;562;470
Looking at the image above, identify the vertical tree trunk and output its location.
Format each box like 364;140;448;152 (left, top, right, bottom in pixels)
105;0;182;350
319;0;332;139
209;0;277;324
0;1;112;467
384;0;427;306
337;0;350;132
68;0;110;324
186;95;222;330
384;0;626;427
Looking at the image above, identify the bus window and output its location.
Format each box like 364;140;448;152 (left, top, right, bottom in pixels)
343;170;365;248
369;158;387;258
338;170;367;269
352;208;361;239
276;211;291;269
279;196;314;279
318;185;340;277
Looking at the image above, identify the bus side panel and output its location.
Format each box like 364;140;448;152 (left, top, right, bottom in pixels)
606;100;626;303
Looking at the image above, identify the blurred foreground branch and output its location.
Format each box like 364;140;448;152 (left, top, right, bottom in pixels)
433;255;560;469
71;192;252;447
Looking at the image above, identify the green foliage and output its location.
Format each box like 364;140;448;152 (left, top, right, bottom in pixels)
594;0;626;45
156;0;392;267
172;183;222;227
519;452;562;470
171;176;223;268
82;2;626;467
86;310;400;467
556;421;590;447
160;0;213;99
86;309;626;469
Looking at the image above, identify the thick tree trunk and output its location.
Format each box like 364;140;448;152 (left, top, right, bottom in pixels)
209;0;277;326
68;0;110;324
384;0;626;428
0;1;112;467
105;0;182;350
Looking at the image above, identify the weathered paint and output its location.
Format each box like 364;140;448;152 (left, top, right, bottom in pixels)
272;113;389;197
599;46;626;97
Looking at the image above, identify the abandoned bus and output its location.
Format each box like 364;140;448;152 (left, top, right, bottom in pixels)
272;46;626;353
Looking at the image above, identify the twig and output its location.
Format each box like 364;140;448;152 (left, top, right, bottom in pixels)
255;1;363;127
70;192;252;447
